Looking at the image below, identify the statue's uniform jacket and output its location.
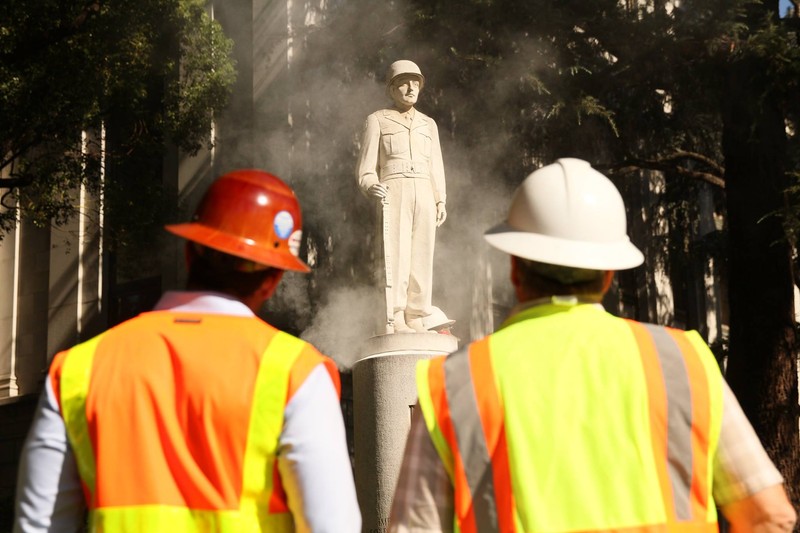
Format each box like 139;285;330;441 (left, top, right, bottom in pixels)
356;108;447;318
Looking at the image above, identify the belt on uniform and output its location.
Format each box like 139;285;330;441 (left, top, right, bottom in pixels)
381;174;430;181
380;160;428;176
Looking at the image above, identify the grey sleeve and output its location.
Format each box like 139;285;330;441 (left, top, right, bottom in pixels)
388;403;453;533
14;380;85;533
712;380;785;506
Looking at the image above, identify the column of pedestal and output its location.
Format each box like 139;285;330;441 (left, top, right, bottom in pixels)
353;333;458;533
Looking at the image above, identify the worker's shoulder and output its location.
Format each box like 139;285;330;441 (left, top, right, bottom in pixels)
280;328;325;353
629;318;711;342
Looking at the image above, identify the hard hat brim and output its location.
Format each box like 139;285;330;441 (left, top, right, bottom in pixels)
484;222;644;271
166;222;311;273
428;319;456;331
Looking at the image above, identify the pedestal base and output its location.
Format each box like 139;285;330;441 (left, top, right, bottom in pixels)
353;333;458;533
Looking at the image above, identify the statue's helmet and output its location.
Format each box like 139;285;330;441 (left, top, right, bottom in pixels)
385;60;425;94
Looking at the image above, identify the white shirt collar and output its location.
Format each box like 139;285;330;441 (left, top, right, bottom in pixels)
509;295;604;316
153;291;254;317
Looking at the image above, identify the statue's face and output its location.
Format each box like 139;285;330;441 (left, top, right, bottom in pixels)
389;75;421;110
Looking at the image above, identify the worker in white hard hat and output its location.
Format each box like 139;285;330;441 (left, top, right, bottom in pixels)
356;59;449;333
388;158;796;533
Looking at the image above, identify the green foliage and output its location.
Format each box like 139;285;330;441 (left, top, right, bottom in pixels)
0;0;236;245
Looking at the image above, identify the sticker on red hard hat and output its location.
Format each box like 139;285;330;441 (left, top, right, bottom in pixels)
289;230;302;257
273;211;294;239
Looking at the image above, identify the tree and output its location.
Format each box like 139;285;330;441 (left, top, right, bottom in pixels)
718;0;800;506
0;0;236;250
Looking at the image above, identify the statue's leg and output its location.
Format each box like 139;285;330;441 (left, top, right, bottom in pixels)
406;177;436;323
386;179;414;330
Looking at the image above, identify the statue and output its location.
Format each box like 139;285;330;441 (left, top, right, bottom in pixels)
356;60;451;334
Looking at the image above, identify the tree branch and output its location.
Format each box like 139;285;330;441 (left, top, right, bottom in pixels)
0;175;33;190
596;151;726;188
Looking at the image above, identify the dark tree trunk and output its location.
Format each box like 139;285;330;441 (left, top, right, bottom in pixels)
721;50;800;508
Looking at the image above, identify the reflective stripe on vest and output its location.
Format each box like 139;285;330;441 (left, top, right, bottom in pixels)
54;312;328;532
417;312;722;533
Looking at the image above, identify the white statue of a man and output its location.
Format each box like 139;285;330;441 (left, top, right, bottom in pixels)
356;60;448;333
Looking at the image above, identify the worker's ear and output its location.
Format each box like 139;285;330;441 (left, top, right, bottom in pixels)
184;242;195;270
510;256;529;302
241;268;285;314
256;269;285;302
510;256;521;289
601;270;615;293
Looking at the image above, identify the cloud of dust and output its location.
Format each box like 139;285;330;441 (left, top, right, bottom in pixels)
218;0;551;364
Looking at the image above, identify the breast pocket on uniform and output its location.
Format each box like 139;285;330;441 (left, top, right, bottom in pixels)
412;128;432;159
381;124;410;156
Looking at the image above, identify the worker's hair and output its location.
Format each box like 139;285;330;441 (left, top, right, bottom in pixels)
186;247;278;299
515;257;606;297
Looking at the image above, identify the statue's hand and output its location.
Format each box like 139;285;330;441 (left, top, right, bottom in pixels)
436;202;447;227
368;184;389;199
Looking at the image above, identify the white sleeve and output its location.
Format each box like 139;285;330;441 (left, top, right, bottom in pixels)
277;365;362;533
14;380;85;533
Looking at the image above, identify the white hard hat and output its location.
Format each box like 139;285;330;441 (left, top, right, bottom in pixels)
422;306;455;332
484;158;644;270
385;60;425;91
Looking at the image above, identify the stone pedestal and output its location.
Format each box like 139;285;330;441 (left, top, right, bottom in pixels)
353;333;458;533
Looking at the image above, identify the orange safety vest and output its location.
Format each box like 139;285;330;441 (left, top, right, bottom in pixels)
49;310;339;532
416;303;723;533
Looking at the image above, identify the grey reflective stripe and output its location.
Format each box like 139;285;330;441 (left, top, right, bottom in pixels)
444;346;498;531
642;324;693;520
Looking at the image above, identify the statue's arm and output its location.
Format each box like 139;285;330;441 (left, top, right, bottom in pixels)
429;119;446;206
356;114;382;196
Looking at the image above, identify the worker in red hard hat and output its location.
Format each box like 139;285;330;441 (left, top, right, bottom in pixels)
388;159;795;533
14;170;361;533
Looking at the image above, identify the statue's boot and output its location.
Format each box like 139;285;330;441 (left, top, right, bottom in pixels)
393;311;415;333
405;315;429;333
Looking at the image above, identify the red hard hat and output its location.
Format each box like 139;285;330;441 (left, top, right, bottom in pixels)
165;169;310;273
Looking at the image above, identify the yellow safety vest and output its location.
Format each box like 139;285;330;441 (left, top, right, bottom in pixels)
417;302;723;533
50;311;339;532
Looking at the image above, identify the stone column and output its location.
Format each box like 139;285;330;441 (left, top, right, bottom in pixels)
13;220;51;395
354;333;457;533
0;212;19;398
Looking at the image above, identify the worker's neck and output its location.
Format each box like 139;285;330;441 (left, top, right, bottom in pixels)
516;285;603;306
